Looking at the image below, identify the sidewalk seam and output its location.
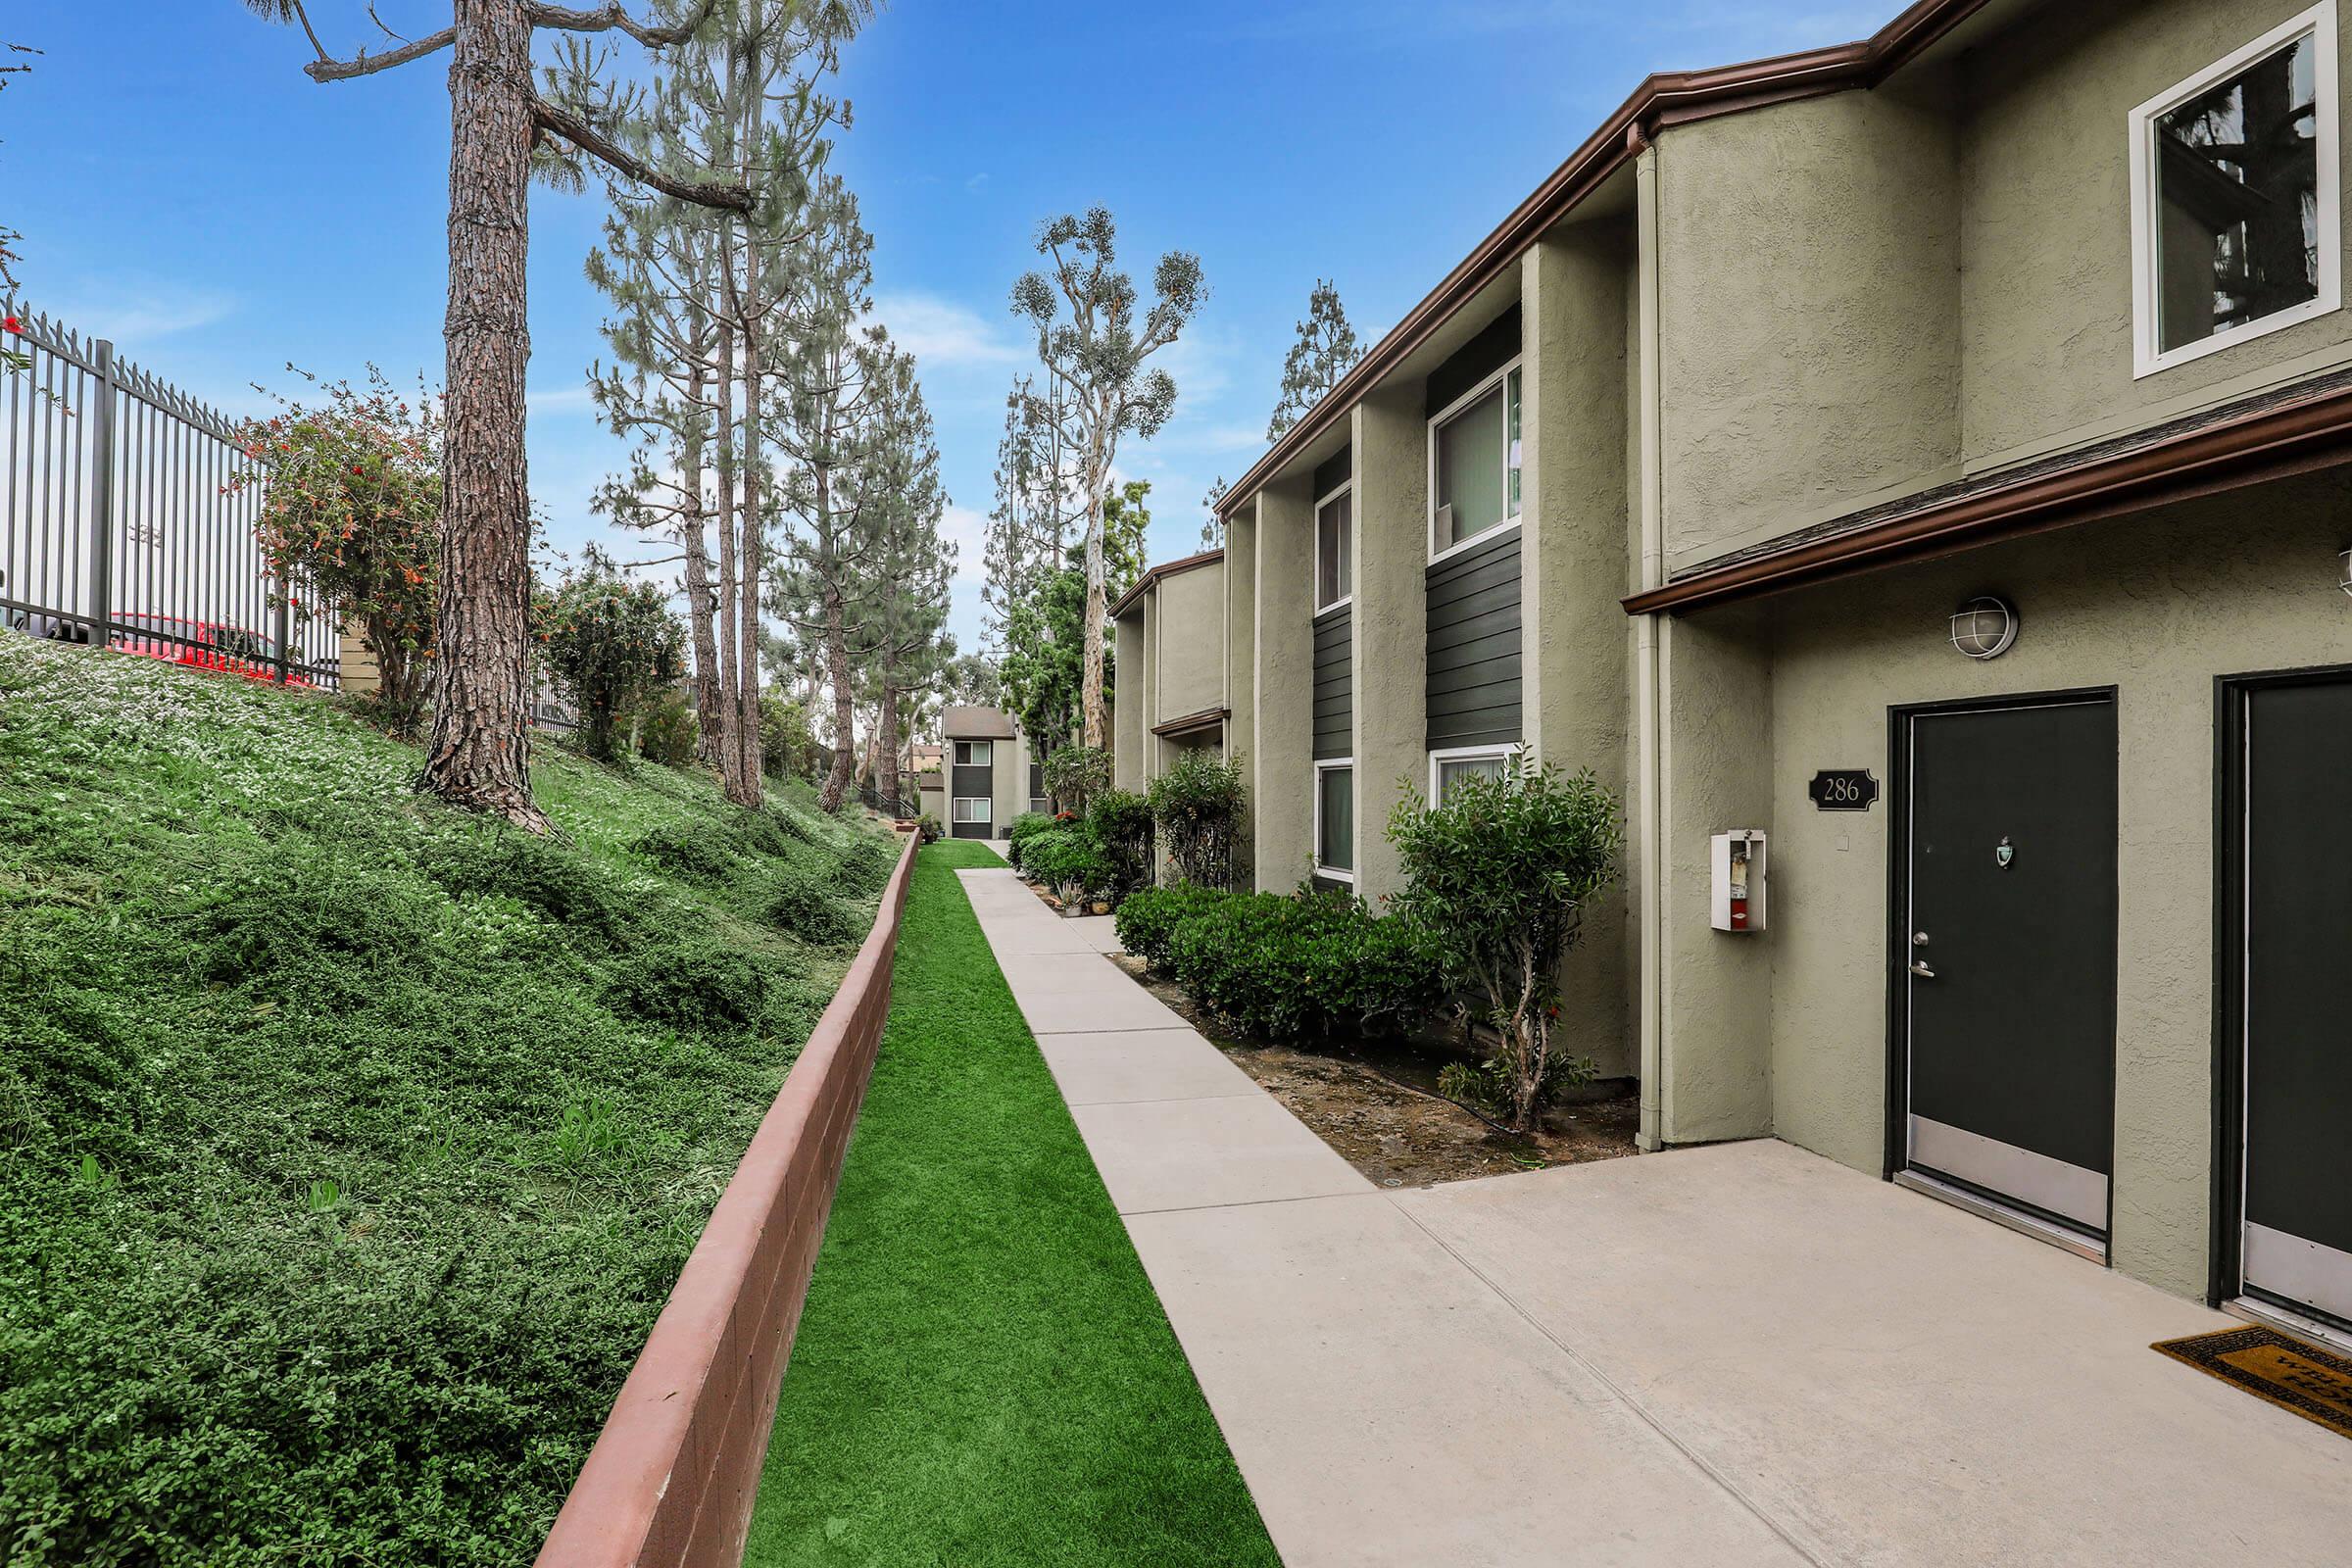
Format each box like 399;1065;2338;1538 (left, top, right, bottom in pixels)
1387;1197;1837;1568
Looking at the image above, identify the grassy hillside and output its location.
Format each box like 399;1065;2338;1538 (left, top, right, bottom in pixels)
0;637;896;1568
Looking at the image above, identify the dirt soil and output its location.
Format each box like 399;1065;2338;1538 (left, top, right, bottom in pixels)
1108;955;1640;1189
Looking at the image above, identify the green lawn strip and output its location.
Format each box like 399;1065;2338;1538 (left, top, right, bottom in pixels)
746;841;1280;1567
0;638;895;1567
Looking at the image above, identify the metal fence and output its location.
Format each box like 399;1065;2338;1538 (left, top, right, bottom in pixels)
0;303;339;687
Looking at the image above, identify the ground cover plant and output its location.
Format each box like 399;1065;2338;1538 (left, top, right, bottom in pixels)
0;638;893;1567
747;841;1279;1567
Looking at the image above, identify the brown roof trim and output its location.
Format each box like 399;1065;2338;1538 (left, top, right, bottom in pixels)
1214;0;1993;520
1151;706;1229;739
1623;371;2352;615
1110;547;1223;618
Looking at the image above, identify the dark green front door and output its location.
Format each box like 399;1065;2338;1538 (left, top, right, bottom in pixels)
2240;678;2352;1326
1901;697;2118;1238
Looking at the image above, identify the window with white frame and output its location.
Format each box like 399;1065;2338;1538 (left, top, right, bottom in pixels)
1313;760;1354;879
1315;483;1352;612
954;739;994;767
2132;3;2339;375
1430;363;1522;557
1430;743;1519;805
953;796;992;825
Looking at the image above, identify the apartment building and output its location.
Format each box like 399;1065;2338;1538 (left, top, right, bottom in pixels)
935;705;1046;841
1165;0;2352;1335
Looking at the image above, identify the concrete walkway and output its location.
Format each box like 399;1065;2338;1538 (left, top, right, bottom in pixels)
956;866;2352;1567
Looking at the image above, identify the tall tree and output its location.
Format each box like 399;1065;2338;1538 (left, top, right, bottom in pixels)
1009;208;1202;749
1266;277;1360;440
853;372;954;812
1000;479;1148;754
248;0;752;829
770;176;892;811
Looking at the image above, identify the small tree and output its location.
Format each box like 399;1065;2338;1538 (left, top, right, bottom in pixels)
1148;748;1246;890
1387;759;1624;1132
1041;744;1111;817
1266;278;1362;440
233;368;442;736
539;561;686;762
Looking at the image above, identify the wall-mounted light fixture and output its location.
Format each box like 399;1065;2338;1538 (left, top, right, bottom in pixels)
1949;595;2019;660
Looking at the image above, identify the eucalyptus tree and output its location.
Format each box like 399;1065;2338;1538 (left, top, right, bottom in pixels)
1009;208;1203;748
1267;278;1362;439
247;0;754;829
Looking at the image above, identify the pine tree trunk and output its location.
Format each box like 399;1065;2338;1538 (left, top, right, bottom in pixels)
877;674;902;813
731;238;765;808
816;464;858;811
415;0;548;830
682;350;724;766
712;270;743;794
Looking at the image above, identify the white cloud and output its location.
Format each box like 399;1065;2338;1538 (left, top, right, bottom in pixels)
528;383;598;417
36;278;235;353
869;291;1023;371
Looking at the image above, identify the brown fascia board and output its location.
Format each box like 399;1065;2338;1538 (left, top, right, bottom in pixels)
1212;0;1993;522
1623;374;2352;615
1109;547;1224;619
1152;707;1230;739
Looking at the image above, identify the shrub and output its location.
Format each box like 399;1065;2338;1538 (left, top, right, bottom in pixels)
537;560;686;762
1148;748;1246;889
764;867;862;947
1087;788;1156;902
630;822;737;883
230;367;441;733
1040;744;1111;816
913;813;943;846
760;697;819;780
603;938;769;1030
1162;891;1444;1040
1021;825;1111;907
1113;883;1228;970
1387;758;1623;1130
420;828;648;951
634;691;700;767
829;836;897;898
1004;811;1055;872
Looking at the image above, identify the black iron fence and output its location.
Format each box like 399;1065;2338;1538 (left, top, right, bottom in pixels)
0;303;339;687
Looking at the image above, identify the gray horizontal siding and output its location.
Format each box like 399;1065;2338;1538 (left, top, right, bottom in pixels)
1426;528;1521;751
1313;605;1352;760
951;762;993;803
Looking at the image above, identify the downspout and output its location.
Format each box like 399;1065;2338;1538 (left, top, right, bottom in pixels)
1633;126;1668;1153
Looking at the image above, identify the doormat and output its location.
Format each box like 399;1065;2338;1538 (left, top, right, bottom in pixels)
2153;1323;2352;1440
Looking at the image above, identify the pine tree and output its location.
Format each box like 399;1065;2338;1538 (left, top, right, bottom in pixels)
1267;278;1361;440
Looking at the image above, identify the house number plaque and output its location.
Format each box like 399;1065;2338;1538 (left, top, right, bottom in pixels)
1807;769;1879;811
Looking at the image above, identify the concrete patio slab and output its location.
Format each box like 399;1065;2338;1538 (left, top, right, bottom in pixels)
1126;1191;1803;1568
1396;1138;2352;1568
991;950;1141;995
1070;1093;1371;1214
1036;1027;1262;1106
1013;984;1192;1036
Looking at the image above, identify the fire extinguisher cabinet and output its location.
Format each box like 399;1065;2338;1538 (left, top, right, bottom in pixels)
1709;830;1767;933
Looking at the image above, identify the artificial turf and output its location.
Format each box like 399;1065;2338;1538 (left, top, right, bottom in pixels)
744;840;1280;1567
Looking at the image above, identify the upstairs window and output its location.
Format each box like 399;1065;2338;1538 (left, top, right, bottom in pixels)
954;739;993;767
2132;4;2339;375
1315;484;1352;612
1430;365;1522;558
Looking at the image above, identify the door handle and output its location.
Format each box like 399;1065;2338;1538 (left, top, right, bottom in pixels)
1909;960;1936;979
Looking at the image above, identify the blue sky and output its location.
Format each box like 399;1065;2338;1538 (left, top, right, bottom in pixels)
4;1;1880;658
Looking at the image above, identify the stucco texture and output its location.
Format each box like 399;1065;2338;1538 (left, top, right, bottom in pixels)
1728;474;2352;1298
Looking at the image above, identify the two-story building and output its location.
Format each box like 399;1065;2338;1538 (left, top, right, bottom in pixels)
1173;0;2352;1342
933;705;1046;841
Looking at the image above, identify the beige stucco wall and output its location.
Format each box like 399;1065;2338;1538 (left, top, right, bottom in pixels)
1958;0;2352;468
1655;78;1962;570
1224;514;1258;889
1252;482;1317;892
1350;386;1430;906
1114;612;1147;793
1152;560;1227;777
1663;474;2352;1298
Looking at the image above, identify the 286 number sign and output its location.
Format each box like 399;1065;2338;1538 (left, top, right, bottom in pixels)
1808;769;1878;811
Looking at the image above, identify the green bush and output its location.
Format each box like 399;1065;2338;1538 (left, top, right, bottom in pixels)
418;827;650;952
1161;890;1445;1040
634;691;700;767
1021;825;1111;906
1040;745;1111;815
602;937;771;1030
765;866;863;948
537;563;687;763
829;835;897;897
1004;810;1055;872
1147;748;1246;889
1087;788;1156;902
630;821;739;883
1113;883;1228;970
1387;758;1623;1130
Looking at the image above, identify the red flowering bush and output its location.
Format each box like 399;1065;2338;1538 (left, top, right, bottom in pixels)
229;368;441;735
537;557;686;763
